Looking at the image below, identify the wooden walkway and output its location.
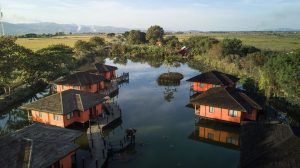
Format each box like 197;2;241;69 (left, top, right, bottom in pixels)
84;102;129;168
98;82;119;96
112;72;129;84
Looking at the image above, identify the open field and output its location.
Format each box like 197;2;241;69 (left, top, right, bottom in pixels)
175;32;300;51
16;32;300;51
16;35;112;51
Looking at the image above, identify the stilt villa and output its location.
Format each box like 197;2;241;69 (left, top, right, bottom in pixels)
89;63;118;80
55;71;105;93
190;87;263;124
187;70;239;94
22;89;104;127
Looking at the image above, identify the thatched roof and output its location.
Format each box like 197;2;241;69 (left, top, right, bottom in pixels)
191;87;263;112
0;123;82;168
55;71;105;85
187;70;239;85
22;89;104;115
240;122;300;168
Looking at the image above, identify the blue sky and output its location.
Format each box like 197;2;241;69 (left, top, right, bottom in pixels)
2;0;300;30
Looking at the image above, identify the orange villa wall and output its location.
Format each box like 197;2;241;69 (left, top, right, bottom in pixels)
102;70;116;80
198;127;240;146
196;105;242;123
192;83;216;92
31;104;103;127
192;82;236;92
63;104;103;127
56;81;104;93
242;109;258;121
48;151;75;168
31;110;65;127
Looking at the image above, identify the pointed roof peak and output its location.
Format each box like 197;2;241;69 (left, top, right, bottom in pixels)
22;89;104;115
187;70;239;85
191;87;263;112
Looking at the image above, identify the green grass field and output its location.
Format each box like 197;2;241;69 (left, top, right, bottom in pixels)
175;32;300;51
16;32;300;51
16;35;111;51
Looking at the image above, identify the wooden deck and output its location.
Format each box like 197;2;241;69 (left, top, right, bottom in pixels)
98;82;119;96
112;72;129;84
84;102;132;168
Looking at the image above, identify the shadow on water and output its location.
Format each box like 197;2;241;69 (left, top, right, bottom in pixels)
0;87;51;135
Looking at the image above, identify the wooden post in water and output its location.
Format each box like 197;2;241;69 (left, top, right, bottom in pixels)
82;158;85;168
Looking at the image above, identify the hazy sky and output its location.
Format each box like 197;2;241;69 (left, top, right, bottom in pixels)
2;0;300;31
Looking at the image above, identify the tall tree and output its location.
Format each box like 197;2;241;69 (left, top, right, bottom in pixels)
33;44;74;82
220;38;243;56
146;25;164;44
0;37;32;94
89;36;105;47
125;30;146;44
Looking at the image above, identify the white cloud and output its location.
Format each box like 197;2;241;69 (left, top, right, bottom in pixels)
1;0;300;30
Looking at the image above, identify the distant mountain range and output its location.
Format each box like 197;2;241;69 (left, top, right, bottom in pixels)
2;22;300;35
3;22;130;35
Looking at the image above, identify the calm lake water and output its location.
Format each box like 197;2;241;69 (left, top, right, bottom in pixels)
0;59;240;168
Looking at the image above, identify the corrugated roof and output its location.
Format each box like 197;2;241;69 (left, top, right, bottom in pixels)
55;71;105;85
22;89;104;115
191;87;263;112
187;70;239;85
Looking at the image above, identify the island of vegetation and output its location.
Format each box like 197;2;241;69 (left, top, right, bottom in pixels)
157;72;184;86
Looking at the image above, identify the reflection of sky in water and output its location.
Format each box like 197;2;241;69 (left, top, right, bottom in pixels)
105;59;239;168
0;59;239;167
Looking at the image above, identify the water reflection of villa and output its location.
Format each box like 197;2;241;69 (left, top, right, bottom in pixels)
190;87;263;124
187;70;239;97
189;119;240;150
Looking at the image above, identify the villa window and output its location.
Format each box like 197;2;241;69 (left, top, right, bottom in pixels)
39;112;43;118
200;83;205;88
209;106;215;113
89;85;92;89
229;110;238;117
208;133;214;140
226;137;237;144
62;85;64;90
53;115;60;120
67;112;73;120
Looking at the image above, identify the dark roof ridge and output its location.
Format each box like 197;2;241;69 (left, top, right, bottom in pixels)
75;94;84;111
239;91;263;110
225;87;248;112
75;73;82;86
60;92;64;114
211;71;224;85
